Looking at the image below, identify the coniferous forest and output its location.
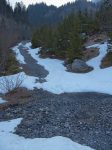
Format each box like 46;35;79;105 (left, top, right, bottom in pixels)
31;0;112;62
0;0;112;72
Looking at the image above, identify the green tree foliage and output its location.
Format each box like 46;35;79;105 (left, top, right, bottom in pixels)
97;0;112;29
32;11;100;62
32;14;87;62
56;14;83;61
32;26;56;49
0;0;30;74
0;0;13;17
14;2;28;24
27;0;98;27
108;32;112;40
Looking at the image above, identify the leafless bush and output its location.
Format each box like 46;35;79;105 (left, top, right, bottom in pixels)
0;73;25;93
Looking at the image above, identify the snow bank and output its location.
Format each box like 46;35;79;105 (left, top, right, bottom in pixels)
0;118;94;150
12;44;26;64
26;42;112;95
0;42;39;95
0;72;38;94
9;41;112;95
87;43;107;70
0;97;6;104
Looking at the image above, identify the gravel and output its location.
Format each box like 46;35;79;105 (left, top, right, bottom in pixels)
0;42;112;150
18;44;48;78
0;90;112;150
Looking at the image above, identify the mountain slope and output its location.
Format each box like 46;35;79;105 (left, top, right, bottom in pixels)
28;0;98;27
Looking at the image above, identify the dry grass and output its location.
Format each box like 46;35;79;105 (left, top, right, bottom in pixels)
0;88;32;110
85;33;108;47
0;73;25;93
83;47;99;61
100;52;112;68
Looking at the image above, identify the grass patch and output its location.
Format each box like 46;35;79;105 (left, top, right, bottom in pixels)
0;50;22;76
101;52;112;68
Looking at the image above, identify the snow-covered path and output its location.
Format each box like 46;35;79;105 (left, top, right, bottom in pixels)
24;42;112;95
0;118;94;150
0;42;111;96
0;97;6;104
87;43;107;70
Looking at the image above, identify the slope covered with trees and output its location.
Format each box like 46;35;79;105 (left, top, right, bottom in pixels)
32;12;99;62
0;0;30;75
28;0;98;27
97;0;112;30
32;0;112;63
1;0;112;74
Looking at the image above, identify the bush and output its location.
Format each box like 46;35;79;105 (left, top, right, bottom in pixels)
108;32;112;40
0;73;25;93
101;52;112;68
0;50;21;76
32;14;94;62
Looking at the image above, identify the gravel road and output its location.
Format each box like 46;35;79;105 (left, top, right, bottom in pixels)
18;44;48;78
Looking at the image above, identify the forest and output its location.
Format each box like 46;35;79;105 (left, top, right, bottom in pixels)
0;0;30;75
32;0;112;63
0;0;112;73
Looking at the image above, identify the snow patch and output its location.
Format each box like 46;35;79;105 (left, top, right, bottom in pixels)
0;118;94;150
0;97;6;104
26;42;112;95
87;43;108;70
0;72;38;94
12;44;26;64
9;41;112;95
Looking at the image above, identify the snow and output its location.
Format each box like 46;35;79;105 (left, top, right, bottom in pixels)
0;97;6;104
2;41;112;95
0;43;39;93
1;42;110;150
0;118;94;150
25;42;112;95
0;72;38;94
12;44;26;64
2;42;111;150
86;43;107;70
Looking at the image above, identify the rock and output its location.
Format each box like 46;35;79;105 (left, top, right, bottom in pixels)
71;59;93;73
66;64;72;72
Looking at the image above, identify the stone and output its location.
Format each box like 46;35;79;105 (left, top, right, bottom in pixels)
71;59;93;73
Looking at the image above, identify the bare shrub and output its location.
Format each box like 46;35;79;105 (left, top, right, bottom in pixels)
0;73;25;93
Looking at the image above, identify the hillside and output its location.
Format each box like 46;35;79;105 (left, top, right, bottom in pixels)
0;0;30;75
28;0;98;27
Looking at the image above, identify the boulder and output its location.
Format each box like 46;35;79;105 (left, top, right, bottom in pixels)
71;59;93;73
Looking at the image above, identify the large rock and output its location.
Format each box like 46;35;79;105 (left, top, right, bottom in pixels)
71;59;93;73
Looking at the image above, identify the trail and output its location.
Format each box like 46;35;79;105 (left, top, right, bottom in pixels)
0;42;112;150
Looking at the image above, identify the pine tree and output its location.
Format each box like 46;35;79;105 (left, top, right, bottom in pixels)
32;13;84;61
14;2;28;23
97;0;112;29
